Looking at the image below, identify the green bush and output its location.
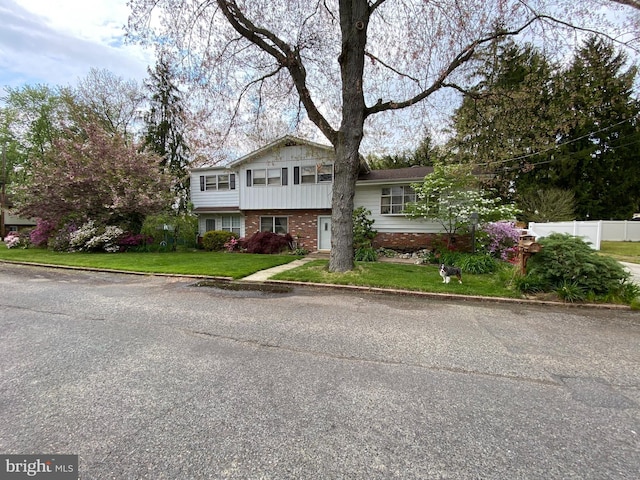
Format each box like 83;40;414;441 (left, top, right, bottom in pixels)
202;230;239;251
513;272;549;294
141;213;198;250
353;207;377;261
523;233;632;301
355;246;378;262
457;254;499;274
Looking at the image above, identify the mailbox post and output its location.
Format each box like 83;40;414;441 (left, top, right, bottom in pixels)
517;234;542;275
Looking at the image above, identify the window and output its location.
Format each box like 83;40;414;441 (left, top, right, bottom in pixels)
260;216;288;234
205;219;216;232
381;185;416;214
301;165;316;184
205;176;217;190
221;216;241;235
317;163;333;182
252;169;266;186
217;174;230;190
267;168;281;186
293;163;333;184
247;168;287;187
200;174;236;191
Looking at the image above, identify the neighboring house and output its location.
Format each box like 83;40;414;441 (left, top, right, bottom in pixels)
1;195;36;238
3;212;35;233
190;135;445;252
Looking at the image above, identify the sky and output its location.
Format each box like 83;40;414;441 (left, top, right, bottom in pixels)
0;0;153;90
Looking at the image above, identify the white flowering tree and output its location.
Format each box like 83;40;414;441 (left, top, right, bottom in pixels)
405;164;519;247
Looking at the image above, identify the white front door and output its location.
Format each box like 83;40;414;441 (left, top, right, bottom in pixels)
318;216;332;251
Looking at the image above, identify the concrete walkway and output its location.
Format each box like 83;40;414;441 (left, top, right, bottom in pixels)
240;257;317;282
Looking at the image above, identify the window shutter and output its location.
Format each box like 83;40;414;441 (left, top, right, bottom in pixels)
246;170;252;187
293;166;300;185
200;176;205;191
282;168;288;186
230;173;236;190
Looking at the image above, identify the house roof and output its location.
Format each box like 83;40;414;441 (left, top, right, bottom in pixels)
191;135;375;173
229;135;335;168
357;165;433;183
192;207;241;214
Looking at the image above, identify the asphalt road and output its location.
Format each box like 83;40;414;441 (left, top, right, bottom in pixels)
0;263;639;479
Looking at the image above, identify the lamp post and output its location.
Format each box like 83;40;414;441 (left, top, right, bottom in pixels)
470;212;479;254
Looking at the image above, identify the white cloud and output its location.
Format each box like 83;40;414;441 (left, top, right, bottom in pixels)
0;0;153;89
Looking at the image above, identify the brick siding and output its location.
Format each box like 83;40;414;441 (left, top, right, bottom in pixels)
243;209;331;251
373;232;472;252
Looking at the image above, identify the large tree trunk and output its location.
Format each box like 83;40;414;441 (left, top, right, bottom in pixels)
330;132;362;272
328;0;369;272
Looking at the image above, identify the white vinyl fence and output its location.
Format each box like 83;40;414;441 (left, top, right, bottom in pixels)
528;221;640;250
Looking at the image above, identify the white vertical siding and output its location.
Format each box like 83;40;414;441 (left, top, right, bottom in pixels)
191;169;240;208
238;144;334;210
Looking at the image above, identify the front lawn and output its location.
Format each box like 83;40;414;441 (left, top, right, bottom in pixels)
271;260;521;299
600;241;640;264
0;247;297;279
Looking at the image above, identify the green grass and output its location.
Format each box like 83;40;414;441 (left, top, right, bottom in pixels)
0;247;297;279
600;241;640;264
271;260;522;298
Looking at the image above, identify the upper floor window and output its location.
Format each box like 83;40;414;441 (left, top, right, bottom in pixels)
200;173;236;191
381;185;416;214
294;163;333;184
247;168;288;187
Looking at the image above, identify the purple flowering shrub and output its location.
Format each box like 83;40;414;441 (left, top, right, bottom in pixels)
478;221;521;261
30;219;56;247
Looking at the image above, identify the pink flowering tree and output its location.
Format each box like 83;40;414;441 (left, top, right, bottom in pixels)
12;120;174;236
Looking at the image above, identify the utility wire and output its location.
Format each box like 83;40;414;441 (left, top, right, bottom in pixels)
472;115;638;168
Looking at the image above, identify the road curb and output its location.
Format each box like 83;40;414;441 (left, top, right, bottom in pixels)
257;279;634;310
2;259;635;311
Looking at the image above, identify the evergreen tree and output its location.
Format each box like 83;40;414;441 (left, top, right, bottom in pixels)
530;37;640;219
144;55;191;212
448;38;560;200
367;133;444;169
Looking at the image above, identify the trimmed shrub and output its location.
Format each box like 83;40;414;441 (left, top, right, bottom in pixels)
242;232;293;254
202;230;239;251
523;233;631;301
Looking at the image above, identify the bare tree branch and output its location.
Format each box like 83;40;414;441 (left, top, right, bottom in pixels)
216;0;337;143
608;0;640;10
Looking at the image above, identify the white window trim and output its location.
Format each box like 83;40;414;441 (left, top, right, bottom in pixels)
260;216;289;234
381;185;416;215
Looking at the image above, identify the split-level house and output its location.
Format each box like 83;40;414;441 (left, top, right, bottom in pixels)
190;136;445;252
